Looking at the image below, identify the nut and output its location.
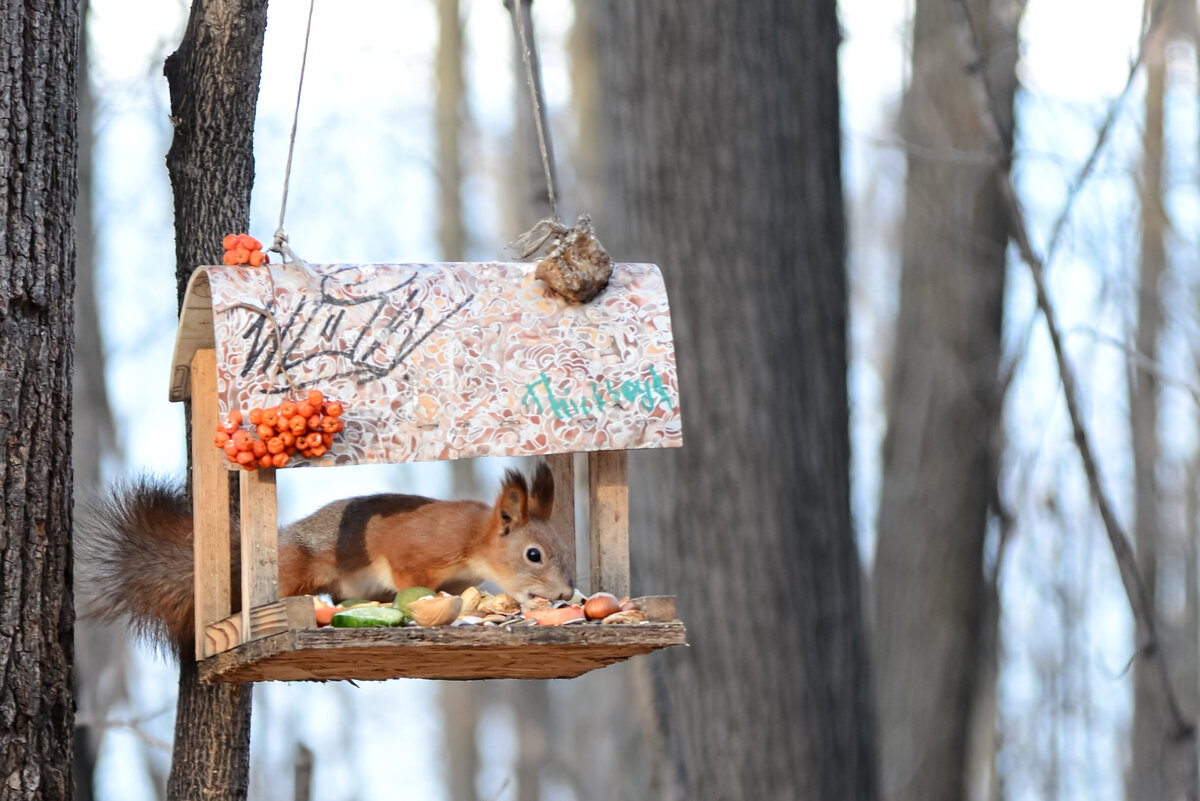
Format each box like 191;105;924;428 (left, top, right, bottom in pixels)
459;586;483;616
583;592;621;620
409;594;464;627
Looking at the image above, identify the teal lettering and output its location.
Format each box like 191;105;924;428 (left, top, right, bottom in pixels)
521;381;544;413
647;365;673;409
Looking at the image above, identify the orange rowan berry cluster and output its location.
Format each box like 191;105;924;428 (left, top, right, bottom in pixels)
222;233;269;267
213;389;346;470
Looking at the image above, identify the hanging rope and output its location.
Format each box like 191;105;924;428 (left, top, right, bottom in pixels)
271;0;318;280
504;0;611;303
509;0;559;223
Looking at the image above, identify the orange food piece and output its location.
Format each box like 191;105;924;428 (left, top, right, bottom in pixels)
235;450;255;466
222;250;240;266
309;444;327;458
323;401;344;417
258;454;273;469
261;408;278;428
232;430;254;451
289;416;307;435
279;401;297;418
314;603;338;626
251;440;268;458
306;414;321;431
306;389;324;407
305;432;322;450
279;431;295;447
271;452;289;469
321;432;334;448
320;416;343;434
226;409;243;426
214;431;230;448
237;233;261;251
248;250;266;267
222;234;239;250
296;401;314;419
525;605;585;626
223;441;240;460
255;423;273;441
266;436;284;455
248;407;263;425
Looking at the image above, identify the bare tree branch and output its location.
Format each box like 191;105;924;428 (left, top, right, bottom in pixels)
949;0;1195;745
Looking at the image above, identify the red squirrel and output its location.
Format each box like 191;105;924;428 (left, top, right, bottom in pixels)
77;462;575;657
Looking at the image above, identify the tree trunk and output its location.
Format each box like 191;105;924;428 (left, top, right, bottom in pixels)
0;0;79;798
590;3;877;799
162;2;268;798
1128;2;1198;797
871;2;1019;800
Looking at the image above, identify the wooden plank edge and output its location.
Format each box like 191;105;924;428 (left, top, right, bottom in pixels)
204;596;318;656
170;268;215;402
199;621;687;683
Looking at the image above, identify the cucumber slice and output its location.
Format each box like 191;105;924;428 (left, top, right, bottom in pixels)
330;606;403;628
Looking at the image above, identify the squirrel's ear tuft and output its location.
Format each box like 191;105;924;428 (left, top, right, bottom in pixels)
496;469;529;532
529;461;554;521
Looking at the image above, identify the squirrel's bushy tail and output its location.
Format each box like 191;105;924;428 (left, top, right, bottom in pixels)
76;475;233;658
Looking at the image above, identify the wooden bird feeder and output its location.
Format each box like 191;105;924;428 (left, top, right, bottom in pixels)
171;260;686;682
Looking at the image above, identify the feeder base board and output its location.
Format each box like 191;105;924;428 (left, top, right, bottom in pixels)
198;621;687;682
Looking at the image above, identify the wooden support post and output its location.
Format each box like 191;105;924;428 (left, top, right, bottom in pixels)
588;450;629;598
239;468;281;643
191;349;232;659
544;453;576;586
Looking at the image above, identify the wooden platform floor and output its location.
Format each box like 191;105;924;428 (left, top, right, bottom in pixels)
199;621;687;682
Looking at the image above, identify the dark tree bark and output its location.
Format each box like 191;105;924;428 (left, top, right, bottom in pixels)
0;0;79;798
590;3;876;800
871;2;1020;800
162;2;268;799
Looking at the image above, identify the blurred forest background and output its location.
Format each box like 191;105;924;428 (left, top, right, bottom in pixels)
67;0;1200;799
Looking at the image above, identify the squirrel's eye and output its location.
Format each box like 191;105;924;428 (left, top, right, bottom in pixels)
525;547;542;564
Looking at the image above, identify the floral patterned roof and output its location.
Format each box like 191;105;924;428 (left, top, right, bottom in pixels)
172;262;682;467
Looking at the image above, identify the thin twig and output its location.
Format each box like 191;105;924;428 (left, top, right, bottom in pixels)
996;4;1160;393
1069;326;1200;408
948;0;1193;741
